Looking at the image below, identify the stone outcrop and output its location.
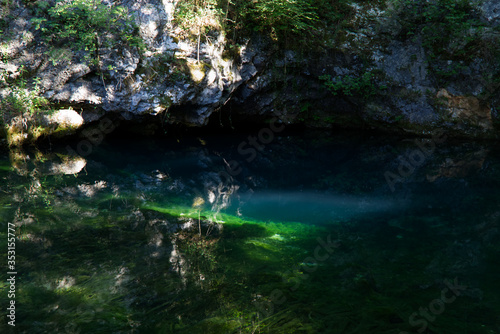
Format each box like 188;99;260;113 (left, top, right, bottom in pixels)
0;0;499;144
436;89;493;131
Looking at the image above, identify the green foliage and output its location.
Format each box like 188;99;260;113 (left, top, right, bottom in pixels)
399;0;483;58
310;0;352;25
246;0;319;41
395;0;495;83
2;83;48;117
319;71;386;98
394;0;500;93
0;18;7;35
0;71;49;119
173;0;224;62
0;0;14;40
31;0;144;66
0;73;52;146
174;0;329;48
174;0;223;36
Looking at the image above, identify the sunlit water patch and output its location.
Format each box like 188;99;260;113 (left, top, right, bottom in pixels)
225;190;403;224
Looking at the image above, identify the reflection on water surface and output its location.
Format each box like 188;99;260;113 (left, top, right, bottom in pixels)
0;131;499;333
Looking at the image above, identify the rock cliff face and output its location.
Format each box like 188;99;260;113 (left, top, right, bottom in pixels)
0;0;499;144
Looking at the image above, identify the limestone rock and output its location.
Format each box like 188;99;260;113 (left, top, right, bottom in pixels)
436;89;493;131
1;0;500;139
45;109;84;129
481;0;500;26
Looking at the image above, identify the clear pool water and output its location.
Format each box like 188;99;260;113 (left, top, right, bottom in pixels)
0;130;499;333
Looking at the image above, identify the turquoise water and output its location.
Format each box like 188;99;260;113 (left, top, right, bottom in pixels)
0;131;499;333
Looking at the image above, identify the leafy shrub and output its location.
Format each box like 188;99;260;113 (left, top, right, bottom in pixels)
174;0;324;48
0;76;49;118
173;0;223;62
245;0;319;41
398;0;483;59
0;76;51;147
32;0;144;66
319;71;385;98
174;0;222;36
